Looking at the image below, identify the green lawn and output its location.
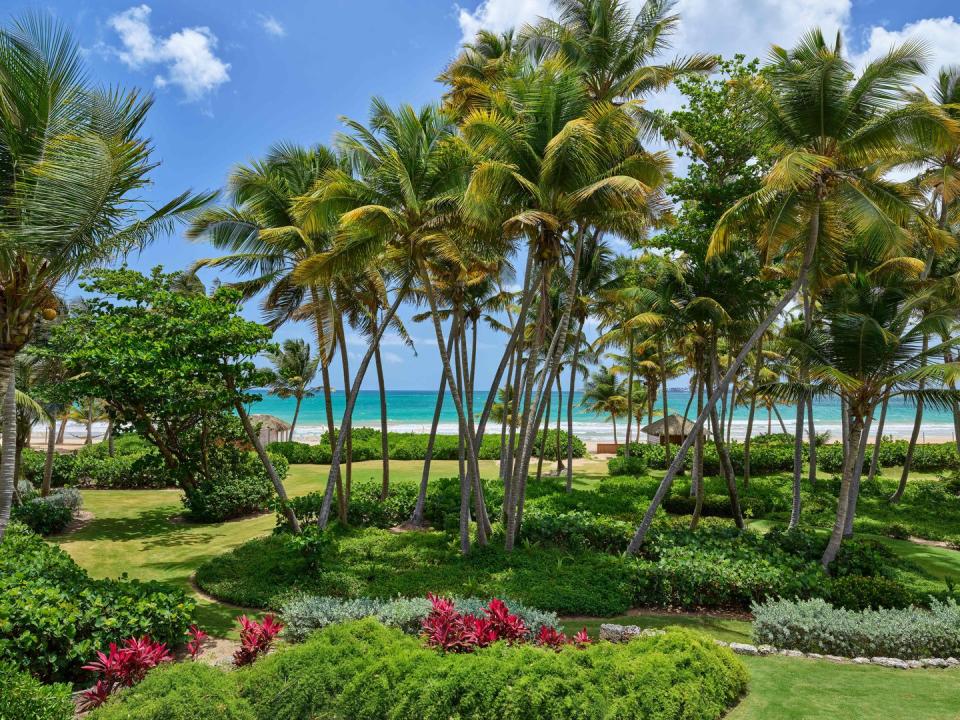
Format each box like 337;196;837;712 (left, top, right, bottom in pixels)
54;459;960;718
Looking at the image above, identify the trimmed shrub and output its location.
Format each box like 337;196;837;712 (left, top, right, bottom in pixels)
182;452;287;522
607;454;649;477
0;523;194;681
11;499;73;535
518;508;634;553
43;487;84;512
752;598;960;659
0;662;73;720
235;619;747;720
827;575;916;611
279;594;560;643
87;661;255;720
662;493;767;519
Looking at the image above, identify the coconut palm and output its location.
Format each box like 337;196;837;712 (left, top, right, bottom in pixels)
580;366;627;442
626;29;960;552
0;15;213;537
264;339;321;438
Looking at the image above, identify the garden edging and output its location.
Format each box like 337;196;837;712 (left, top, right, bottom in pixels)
598;624;960;670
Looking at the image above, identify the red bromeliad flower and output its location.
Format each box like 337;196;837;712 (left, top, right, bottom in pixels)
536;625;569;650
233;614;283;666
573;628;592;646
484;598;528;642
78;636;172;710
186;625;209;660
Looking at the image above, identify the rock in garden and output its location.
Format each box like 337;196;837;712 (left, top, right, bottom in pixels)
729;643;759;655
599;624;624;642
871;657;910;670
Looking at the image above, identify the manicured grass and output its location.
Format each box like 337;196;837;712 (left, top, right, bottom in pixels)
561;613;753;644
731;656;960;720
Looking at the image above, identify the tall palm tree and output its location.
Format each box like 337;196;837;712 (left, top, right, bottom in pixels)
264;339;321;438
294;101;481;548
188;143;351;522
626;29;959;553
0;15;211;538
580;366;627;442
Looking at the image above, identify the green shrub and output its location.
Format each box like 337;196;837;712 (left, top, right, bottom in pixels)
20;449;76;488
0;662;73;720
280;594;559;642
518;508;634;552
182;451;287;522
11;499;73;535
236;619;747;720
87;661;255;720
827;575;916;611
753;598;960;659
662;493;767;519
607;454;649;477
43;487;83;512
0;523;194;682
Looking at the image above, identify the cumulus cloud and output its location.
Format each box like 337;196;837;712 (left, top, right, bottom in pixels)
258;14;286;38
106;5;230;101
456;0;552;42
852;16;960;93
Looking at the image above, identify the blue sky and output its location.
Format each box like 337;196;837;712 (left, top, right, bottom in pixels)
15;0;960;390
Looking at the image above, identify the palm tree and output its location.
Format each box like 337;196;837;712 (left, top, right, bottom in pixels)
188;143;351;522
580;366;627;442
294;101;482;548
264;339;321;438
626;29;960;553
0;15;212;538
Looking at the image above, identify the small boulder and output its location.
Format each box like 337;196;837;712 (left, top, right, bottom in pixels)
599;624;624;642
729;643;759;656
871;657;909;670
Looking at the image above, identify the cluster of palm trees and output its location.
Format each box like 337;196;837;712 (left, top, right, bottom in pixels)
191;2;960;567
3;2;959;570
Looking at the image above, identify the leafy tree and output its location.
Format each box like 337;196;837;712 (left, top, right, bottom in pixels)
580;366;627;442
42;268;299;530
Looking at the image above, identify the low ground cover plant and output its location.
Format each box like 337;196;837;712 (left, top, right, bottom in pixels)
234;615;283;666
0;523;194;681
753;598;960;659
280;593;559;642
78;636;174;711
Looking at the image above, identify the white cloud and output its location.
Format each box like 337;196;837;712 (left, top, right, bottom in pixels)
852;16;960;94
258;14;286;38
456;0;553;42
381;351;404;364
107;5;230;101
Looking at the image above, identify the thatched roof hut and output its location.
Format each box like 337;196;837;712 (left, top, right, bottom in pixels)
641;414;695;446
249;414;292;444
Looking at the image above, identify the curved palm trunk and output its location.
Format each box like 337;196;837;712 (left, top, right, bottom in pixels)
709;343;743;528
566;318;585;492
372;320;390;501
0;359;16;542
626;207;820;554
41;415;56;497
867;390;890;483
822;415;864;568
555;373;563;475
658;338;670;466
498;349;513;482
844;404;874;538
336;319;353;516
56;417;66;444
412;319;457;527
726;379;736;445
289;396;303;439
624;334;634;458
774;405;789;434
318;291;405;529
789;395;805;529
233;394;300;533
743;338;763;487
535;381;552;482
891;336;928;503
806;396;817;486
611;414;618;444
690;372;705;529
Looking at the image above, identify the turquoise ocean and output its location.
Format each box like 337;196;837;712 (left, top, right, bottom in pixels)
247;390;957;444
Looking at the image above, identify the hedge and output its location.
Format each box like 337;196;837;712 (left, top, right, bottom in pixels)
0;662;73;720
752;598;960;659
0;523;194;682
267;429;586;464
230;619;747;720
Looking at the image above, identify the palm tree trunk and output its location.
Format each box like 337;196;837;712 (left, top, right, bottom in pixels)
372;318;390;501
624;334;634;458
822;415;864;568
790;394;805;529
233;394;300;533
459;315;491;540
536;380;551;482
658;338;671;466
691;372;705;529
844;403;874;538
807;396;817;486
891;335;927;503
767;408;772;435
56;417;66;444
504;343;524;489
709;342;743;528
335;318;352;516
840;397;849;463
555;372;563;475
85;401;93;445
318;290;405;529
726;379;736;445
311;286;338;461
0;358;16;542
498;351;513;482
290;396;302;439
107;420;115;457
743;338;763;487
774;404;789;434
612;414;618;444
42;415;56;497
626;207;820;554
411;320;456;527
868;389;890;483
566;320;584;492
